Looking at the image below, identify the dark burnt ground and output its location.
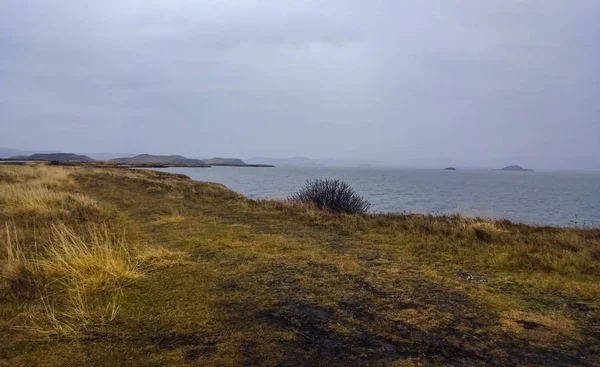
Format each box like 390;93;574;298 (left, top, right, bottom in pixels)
213;259;596;367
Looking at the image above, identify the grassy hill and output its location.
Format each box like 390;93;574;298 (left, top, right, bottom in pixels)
1;164;599;366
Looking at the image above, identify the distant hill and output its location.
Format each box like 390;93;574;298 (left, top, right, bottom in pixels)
86;153;137;161
0;147;62;159
110;154;246;166
111;154;204;164
7;153;94;162
202;157;246;165
169;158;210;165
500;165;533;172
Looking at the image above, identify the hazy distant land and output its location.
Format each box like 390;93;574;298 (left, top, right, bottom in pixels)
1;152;274;167
497;165;534;172
0;151;538;172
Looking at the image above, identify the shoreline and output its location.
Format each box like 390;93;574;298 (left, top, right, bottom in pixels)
1;164;599;366
0;159;275;168
147;167;599;230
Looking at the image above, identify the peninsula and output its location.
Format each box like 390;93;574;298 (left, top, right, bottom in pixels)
2;153;274;167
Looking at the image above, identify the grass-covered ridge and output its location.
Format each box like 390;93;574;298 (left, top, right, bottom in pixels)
1;164;599;366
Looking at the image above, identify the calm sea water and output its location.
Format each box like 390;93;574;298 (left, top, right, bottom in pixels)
156;166;600;227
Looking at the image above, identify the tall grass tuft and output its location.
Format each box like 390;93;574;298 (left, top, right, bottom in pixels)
38;223;142;293
1;222;37;300
1;220;187;336
0;165;103;220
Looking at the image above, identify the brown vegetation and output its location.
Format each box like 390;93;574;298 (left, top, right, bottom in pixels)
1;163;599;366
0;164;187;337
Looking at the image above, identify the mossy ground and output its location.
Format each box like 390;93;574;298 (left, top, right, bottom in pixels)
1;164;599;366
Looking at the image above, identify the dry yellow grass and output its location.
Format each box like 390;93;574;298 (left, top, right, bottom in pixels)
36;286;123;336
0;222;30;297
0;165;100;219
39;223;142;293
0;165;189;336
0;185;101;217
1;164;599;366
153;209;186;225
136;246;189;269
1;221;188;336
0;164;71;184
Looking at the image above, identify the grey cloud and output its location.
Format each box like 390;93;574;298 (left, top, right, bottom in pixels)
1;0;599;169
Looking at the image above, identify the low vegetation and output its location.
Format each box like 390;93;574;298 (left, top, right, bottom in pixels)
290;178;371;214
1;164;599;366
0;164;187;338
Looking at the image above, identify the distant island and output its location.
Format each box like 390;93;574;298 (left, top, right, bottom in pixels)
498;165;534;172
444;167;457;171
111;154;207;166
113;155;271;167
2;153;274;167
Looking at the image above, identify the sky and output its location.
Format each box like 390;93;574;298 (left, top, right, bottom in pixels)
1;0;599;169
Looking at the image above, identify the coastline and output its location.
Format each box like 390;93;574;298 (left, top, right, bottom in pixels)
0;159;275;168
1;164;598;366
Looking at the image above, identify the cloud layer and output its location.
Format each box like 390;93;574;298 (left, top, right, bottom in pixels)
1;0;599;168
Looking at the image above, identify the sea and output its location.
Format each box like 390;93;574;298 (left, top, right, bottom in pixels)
155;166;600;228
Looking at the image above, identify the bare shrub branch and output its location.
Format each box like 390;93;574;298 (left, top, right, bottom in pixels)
289;179;371;214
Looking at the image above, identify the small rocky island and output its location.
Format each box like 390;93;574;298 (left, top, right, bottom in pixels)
499;165;533;172
444;167;457;171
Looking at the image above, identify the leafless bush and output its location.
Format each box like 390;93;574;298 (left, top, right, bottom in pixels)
290;179;371;214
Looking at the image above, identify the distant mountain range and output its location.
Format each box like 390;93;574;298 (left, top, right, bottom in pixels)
111;154;246;166
110;154;206;165
0;149;253;166
6;153;94;162
0;149;138;162
0;147;61;158
2;147;599;171
85;153;137;161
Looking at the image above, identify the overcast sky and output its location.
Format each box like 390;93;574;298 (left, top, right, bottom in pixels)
1;1;599;167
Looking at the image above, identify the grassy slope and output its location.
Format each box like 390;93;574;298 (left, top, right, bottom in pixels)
1;165;599;366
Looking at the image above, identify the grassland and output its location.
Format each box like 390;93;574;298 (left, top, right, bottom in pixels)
1;164;599;366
